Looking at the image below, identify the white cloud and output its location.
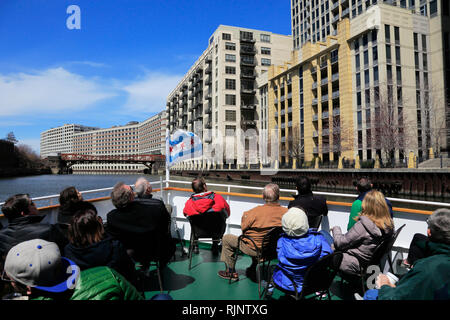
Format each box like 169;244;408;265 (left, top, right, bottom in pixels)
67;61;109;68
0;67;116;116
121;72;182;113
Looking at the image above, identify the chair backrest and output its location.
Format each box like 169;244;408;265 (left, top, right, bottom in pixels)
367;232;395;268
301;252;343;296
260;226;283;261
308;215;323;229
188;212;227;239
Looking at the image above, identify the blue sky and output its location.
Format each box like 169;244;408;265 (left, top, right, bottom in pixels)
0;0;291;153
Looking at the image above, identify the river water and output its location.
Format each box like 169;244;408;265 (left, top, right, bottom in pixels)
0;173;445;212
0;174;164;206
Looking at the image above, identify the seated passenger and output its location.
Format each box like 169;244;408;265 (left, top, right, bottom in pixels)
57;186;83;224
217;183;287;281
331;190;394;276
134;177;162;201
347;177;393;231
3;239;143;300
363;208;450;300
134;177;171;233
288;176;328;229
105;182;175;269
272;207;333;293
64;206;138;287
183;177;230;254
0;194;68;260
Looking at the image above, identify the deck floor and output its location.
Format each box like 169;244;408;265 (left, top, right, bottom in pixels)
140;242;361;301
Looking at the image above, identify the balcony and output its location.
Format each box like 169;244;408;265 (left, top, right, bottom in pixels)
240;59;256;67
332;108;340;116
312;98;318;105
240;47;257;55
312;131;319;138
321;78;328;86
342;8;350;17
322;111;329;119
205;122;212;129
313;114;319;121
313;146;319;153
241;119;256;126
322;128;330;136
321;94;329;102
240;37;255;43
312;81;318;90
241;71;256;79
241;104;256;110
205;66;212;74
241;87;256;94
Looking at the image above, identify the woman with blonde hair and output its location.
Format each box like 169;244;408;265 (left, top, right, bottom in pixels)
331;190;394;275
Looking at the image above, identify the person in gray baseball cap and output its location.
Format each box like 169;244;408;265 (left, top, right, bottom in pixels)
2;239;143;300
2;239;80;300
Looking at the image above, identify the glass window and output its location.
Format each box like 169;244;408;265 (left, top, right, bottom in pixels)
385;25;390;43
261;47;271;55
260;34;271;42
261;58;271;66
225;66;236;74
225;94;236;105
225;42;235;50
225;54;236;62
225;110;236;121
225;79;236;90
222;33;231;40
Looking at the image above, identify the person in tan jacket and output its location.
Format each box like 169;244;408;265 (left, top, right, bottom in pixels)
217;184;288;281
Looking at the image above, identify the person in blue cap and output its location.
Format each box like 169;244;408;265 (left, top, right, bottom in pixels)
2;239;143;300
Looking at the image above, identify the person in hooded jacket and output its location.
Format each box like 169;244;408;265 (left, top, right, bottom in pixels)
272;207;333;294
64;206;138;287
183;177;230;254
331;190;394;276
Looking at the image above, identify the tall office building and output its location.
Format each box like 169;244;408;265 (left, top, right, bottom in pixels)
269;0;449;166
166;25;292;168
40;124;98;158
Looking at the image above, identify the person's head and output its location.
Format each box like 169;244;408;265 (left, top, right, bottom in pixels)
262;183;280;204
192;177;207;194
282;207;309;237
426;208;450;244
111;182;134;209
134;177;152;198
59;186;82;207
1;194;39;220
356;177;373;194
361;190;394;230
68;207;104;248
295;176;312;195
3;239;79;297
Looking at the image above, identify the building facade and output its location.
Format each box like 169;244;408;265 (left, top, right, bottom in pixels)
166;25;292;168
40;124;98;159
269;0;448;167
41;112;167;174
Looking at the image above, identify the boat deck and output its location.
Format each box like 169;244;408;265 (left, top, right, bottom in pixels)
140;241;378;301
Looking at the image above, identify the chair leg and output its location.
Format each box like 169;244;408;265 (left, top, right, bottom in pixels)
257;263;262;299
156;263;163;293
188;233;194;270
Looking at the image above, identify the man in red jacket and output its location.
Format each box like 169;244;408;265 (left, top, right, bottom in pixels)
183;177;230;254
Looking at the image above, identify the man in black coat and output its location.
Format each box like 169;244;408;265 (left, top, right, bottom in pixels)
0;194;68;261
288;176;328;229
105;182;175;268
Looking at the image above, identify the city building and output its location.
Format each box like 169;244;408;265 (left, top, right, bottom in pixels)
269;0;448;167
166;25;292;168
40;111;167;174
71;111;167;173
40;124;98;159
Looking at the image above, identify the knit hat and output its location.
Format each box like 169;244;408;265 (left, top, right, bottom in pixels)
4;239;80;293
282;207;309;237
